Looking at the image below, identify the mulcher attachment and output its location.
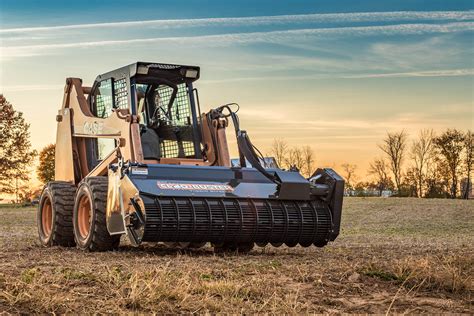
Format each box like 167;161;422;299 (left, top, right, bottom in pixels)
106;163;344;249
141;196;332;247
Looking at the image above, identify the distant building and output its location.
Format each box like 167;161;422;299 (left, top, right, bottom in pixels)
346;189;393;197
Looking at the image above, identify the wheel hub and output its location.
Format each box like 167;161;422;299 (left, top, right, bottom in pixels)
77;194;92;239
41;198;53;237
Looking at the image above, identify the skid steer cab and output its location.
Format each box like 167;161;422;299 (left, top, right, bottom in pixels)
37;62;344;252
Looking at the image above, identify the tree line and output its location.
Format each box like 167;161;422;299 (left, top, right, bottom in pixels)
0;94;472;202
270;129;472;199
343;129;473;199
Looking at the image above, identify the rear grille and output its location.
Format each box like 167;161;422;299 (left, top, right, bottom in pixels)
142;196;332;247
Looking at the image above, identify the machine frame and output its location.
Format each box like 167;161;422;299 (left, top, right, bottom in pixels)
38;61;344;252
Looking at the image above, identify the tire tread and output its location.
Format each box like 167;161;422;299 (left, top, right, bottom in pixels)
47;181;76;247
76;177;120;251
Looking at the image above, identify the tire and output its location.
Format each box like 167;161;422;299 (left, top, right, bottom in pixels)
37;181;76;247
73;177;120;251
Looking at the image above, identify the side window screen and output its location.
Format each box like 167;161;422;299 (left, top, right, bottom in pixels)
114;78;128;110
94;79;113;118
157;83;195;158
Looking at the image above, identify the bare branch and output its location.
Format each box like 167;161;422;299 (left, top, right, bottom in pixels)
378;130;408;195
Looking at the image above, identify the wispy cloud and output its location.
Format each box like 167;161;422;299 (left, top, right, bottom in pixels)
1;11;473;34
199;68;474;84
341;68;474;78
4;68;472;92
3;22;473;59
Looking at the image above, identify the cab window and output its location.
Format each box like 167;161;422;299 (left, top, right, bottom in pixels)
92;79;113;118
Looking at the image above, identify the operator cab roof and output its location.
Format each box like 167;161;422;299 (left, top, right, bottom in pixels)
93;62;200;85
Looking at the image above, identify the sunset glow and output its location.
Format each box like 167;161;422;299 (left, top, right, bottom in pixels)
1;0;473;174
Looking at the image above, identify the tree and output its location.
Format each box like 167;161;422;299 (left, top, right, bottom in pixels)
37;144;55;183
462;130;473;199
433;129;465;198
270;138;288;169
402;167;419;197
269;139;316;176
425;156;451;198
379;131;408;195
410;129;435;198
0;95;37;203
285;147;304;171
353;181;370;197
301;145;315;178
341;163;357;193
368;158;393;196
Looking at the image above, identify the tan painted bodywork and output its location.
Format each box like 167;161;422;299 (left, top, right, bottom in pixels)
54;76;234;239
201;115;231;167
55;78;143;182
55;78;231;184
106;168;143;236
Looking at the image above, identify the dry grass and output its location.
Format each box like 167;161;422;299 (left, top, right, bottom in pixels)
0;198;473;313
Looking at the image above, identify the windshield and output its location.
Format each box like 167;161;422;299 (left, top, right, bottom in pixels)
136;82;196;159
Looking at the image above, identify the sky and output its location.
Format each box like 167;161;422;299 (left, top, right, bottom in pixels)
1;0;473;177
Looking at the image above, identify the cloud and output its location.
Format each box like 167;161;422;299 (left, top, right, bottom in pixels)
3;68;472;92
199;68;474;84
3;22;473;60
1;11;473;34
341;68;474;78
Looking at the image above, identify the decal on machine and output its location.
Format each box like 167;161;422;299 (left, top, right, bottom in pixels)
130;166;148;175
157;181;234;192
83;121;104;135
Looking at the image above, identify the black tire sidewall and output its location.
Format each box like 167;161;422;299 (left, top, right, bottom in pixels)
37;186;55;246
73;183;95;249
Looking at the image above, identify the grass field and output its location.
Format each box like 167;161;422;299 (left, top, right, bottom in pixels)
0;198;472;313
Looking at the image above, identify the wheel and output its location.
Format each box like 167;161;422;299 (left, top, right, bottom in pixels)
73;177;120;251
213;242;254;254
37;181;76;247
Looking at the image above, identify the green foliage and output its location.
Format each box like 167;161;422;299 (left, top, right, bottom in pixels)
363;269;400;282
21;268;39;284
37;144;55;183
200;273;213;281
0;95;37;201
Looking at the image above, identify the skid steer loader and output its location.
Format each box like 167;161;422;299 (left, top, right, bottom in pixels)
37;62;344;252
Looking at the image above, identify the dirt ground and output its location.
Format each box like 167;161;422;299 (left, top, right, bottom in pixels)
0;197;472;314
